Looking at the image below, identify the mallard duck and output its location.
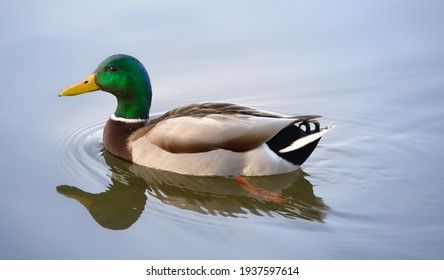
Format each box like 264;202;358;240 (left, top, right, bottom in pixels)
59;54;331;177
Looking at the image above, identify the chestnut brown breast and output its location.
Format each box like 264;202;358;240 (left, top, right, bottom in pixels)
103;119;146;161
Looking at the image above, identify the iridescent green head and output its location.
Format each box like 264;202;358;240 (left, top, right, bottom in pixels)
59;54;152;119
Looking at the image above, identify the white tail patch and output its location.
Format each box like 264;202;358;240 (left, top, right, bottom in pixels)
279;124;335;154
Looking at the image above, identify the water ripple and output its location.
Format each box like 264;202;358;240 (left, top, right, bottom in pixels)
53;115;110;188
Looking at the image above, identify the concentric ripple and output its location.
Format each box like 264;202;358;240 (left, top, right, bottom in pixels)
53;115;110;189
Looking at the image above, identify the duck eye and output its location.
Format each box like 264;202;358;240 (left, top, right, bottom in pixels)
108;66;118;72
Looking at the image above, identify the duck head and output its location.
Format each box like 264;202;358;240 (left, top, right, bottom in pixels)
59;54;152;119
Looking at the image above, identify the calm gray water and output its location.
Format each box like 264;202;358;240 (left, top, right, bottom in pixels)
1;0;443;259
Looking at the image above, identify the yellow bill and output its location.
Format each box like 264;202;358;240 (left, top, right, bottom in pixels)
58;74;99;97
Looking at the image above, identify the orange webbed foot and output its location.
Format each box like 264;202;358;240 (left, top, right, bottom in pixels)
234;176;284;204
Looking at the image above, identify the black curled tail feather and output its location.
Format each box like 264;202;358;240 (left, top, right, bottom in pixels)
266;120;321;165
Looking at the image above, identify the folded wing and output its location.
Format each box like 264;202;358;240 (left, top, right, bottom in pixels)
131;103;320;154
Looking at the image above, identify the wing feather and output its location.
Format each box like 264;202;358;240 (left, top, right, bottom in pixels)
129;102;320;154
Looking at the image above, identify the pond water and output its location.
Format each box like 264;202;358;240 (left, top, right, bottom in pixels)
1;0;443;259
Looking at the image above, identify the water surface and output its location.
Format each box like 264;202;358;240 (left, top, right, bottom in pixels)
1;0;443;259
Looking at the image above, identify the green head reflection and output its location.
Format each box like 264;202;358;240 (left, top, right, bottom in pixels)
57;184;147;230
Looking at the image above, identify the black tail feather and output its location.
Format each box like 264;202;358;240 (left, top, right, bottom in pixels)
266;120;321;165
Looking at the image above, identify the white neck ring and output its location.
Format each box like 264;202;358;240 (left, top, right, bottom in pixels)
111;114;147;123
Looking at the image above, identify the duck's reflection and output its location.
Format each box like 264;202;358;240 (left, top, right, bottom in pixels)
57;151;329;230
